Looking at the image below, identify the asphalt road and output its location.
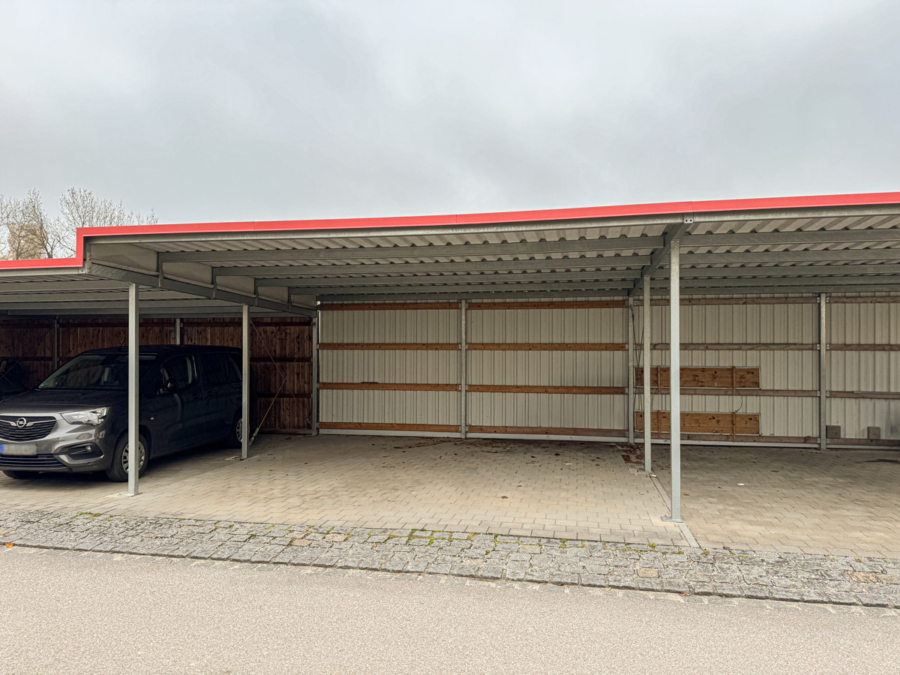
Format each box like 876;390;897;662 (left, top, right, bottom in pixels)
0;547;895;675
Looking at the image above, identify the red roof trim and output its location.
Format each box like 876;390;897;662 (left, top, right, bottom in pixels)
1;191;898;271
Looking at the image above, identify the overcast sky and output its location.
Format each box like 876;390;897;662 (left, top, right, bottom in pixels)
1;0;898;224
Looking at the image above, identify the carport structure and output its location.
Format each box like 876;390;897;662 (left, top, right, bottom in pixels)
1;191;900;523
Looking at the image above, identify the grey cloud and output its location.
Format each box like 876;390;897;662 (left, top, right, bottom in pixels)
0;0;897;225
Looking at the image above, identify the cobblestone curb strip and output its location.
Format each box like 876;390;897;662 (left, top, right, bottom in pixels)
2;509;899;609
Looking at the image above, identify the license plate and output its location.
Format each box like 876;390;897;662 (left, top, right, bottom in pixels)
0;444;37;456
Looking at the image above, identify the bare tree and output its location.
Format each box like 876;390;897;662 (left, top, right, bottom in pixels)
0;190;64;260
0;188;158;260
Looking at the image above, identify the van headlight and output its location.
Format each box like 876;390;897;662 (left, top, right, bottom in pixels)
61;407;109;426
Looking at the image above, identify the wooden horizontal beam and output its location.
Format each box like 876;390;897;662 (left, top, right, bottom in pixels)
467;385;626;395
642;343;818;351
319;343;460;351
637;387;817;398
318;422;459;432
467;425;627;437
467;300;627;310
468;343;626;352
319;302;460;311
829;344;900;351
320;382;459;392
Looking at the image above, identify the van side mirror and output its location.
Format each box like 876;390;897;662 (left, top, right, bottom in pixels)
157;380;176;396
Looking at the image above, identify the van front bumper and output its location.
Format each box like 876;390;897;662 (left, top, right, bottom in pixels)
0;418;116;473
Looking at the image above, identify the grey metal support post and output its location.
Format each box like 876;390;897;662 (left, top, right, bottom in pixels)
626;296;634;445
174;318;181;345
643;277;652;474
127;283;140;496
52;318;59;370
311;312;319;435
665;241;683;523
819;293;828;451
460;299;468;439
241;304;250;460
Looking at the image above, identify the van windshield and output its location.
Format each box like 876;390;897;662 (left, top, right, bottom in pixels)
38;354;154;391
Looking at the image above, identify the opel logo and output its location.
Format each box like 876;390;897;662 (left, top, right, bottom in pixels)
15;418;26;429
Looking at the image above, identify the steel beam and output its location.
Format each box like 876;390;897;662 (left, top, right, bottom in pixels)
680;248;900;266
221;257;652;281
311;312;319;435
290;281;634;297
626;296;634;445
819;293;828;451
632;218;693;295
127;283;140;496
256;269;642;291
460;300;468;439
643;277;652;474
683;228;900;248
665;241;683;523
241;304;250;460
87;263;314;316
317;289;630;302
160;238;662;265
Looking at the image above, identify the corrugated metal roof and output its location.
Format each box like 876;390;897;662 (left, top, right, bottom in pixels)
0;193;898;312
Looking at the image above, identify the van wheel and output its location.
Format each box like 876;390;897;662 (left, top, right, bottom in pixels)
225;413;243;449
3;470;34;480
106;434;149;482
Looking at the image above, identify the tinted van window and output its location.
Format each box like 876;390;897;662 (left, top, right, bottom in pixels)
199;353;234;387
160;355;196;392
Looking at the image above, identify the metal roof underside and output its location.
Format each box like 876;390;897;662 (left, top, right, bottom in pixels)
1;201;900;314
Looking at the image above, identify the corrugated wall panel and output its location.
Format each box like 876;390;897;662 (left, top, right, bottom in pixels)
635;299;821;440
319;306;461;430
829;302;900;440
467;303;627;435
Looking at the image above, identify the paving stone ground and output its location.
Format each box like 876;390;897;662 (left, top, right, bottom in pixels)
2;435;898;558
0;435;688;546
653;446;900;559
2;508;899;609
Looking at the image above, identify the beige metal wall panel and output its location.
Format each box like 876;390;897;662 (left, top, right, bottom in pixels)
320;390;459;425
828;399;900;440
469;305;625;343
643;301;818;344
322;308;460;343
320;351;460;384
467;393;625;431
633;298;820;439
468;303;628;433
828;301;900;439
320;306;461;429
468;352;624;386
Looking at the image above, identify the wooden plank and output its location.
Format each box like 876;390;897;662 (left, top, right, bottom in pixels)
468;425;627;437
468;343;626;351
830;297;900;304
635;367;760;389
468;300;626;310
637;298;817;306
635;411;760;435
319;302;459;311
829;391;900;400
320;382;460;392
467;385;626;395
319;343;460;351
829;344;900;351
636;387;818;398
643;343;818;351
319;422;459;432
